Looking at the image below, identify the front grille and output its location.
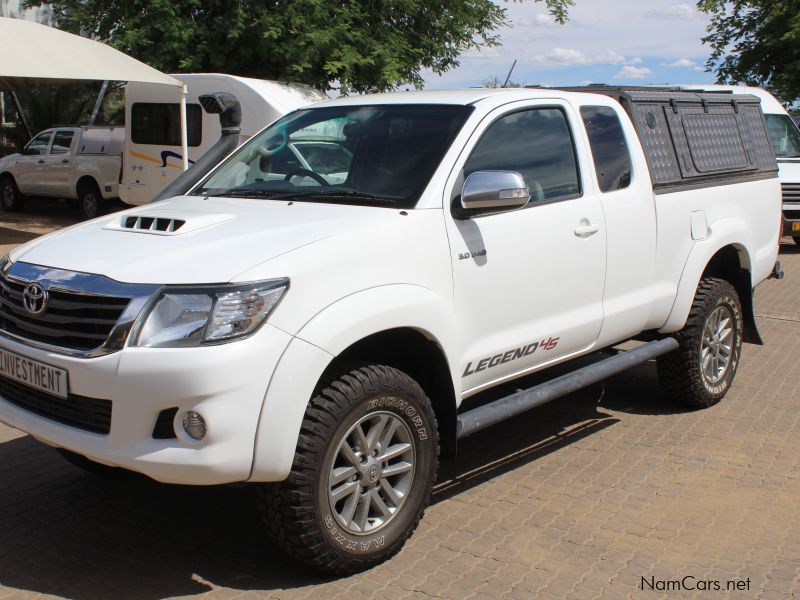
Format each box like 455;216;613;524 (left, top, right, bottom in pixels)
0;271;130;352
783;183;800;203
0;375;111;434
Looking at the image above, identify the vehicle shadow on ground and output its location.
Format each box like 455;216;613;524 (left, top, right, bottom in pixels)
0;358;679;598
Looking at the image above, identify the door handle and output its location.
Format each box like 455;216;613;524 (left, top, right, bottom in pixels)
61;159;69;164
573;223;599;238
37;160;44;164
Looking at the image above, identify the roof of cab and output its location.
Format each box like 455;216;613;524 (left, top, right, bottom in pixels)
315;87;610;108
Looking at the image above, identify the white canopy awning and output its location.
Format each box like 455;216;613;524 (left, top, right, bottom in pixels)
0;17;182;90
0;17;190;170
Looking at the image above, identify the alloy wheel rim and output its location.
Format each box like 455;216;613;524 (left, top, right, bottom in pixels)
700;305;734;385
327;410;415;535
1;185;11;207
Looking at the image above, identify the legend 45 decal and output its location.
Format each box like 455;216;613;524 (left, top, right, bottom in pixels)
463;337;560;378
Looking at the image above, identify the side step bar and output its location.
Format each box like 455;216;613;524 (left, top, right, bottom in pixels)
456;337;679;439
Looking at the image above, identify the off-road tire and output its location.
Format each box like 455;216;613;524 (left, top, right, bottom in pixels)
0;176;23;212
657;277;743;408
258;365;439;575
78;182;103;220
57;448;131;478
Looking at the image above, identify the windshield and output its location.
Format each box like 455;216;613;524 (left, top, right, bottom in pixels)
194;104;473;208
765;114;800;158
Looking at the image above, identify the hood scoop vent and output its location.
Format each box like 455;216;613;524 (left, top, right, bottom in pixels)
103;211;236;236
123;216;186;233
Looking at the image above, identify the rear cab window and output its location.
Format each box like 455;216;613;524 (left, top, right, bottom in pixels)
51;130;75;155
580;106;633;192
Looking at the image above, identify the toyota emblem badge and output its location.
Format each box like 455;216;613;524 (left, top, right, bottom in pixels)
22;283;48;316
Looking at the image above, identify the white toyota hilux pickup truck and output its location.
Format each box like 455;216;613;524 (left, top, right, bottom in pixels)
0;88;782;574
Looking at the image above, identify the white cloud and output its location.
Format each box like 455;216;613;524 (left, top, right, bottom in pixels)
517;13;560;28
645;3;698;20
530;48;640;67
664;58;697;67
613;66;653;80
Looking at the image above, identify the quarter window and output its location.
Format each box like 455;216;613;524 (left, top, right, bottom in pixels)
464;107;581;203
580;106;632;192
131;103;203;147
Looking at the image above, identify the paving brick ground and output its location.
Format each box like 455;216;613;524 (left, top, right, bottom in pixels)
0;209;799;599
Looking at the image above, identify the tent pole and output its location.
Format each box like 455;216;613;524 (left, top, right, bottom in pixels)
9;90;32;140
89;80;109;125
180;84;188;171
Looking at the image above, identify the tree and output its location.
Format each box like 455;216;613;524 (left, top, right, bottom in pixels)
699;0;800;102
24;0;572;94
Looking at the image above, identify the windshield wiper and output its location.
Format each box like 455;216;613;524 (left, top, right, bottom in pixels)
281;190;398;205
198;188;295;199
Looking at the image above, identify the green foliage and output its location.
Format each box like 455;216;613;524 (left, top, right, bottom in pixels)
699;0;800;102
24;0;572;93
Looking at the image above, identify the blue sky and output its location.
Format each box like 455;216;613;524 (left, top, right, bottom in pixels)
422;1;718;89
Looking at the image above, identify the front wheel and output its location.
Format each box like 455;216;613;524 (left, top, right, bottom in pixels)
0;176;23;212
657;277;743;408
792;236;800;247
258;365;439;575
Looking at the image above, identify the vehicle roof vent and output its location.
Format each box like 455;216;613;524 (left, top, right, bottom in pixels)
121;216;186;233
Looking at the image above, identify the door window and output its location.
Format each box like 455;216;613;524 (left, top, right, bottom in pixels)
23;132;53;155
50;131;75;155
464;107;581;203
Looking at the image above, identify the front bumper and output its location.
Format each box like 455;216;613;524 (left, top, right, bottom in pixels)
0;324;292;485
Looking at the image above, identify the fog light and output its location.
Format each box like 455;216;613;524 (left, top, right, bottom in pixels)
182;411;207;440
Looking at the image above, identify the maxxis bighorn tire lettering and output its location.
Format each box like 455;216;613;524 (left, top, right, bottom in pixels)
257;365;439;575
0;175;23;212
657;277;743;408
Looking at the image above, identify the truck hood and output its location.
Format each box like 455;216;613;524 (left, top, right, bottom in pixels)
10;195;399;284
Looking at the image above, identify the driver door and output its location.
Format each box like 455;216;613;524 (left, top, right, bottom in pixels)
16;131;53;194
445;101;607;396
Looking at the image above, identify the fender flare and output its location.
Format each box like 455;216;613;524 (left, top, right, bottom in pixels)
249;285;461;482
660;217;754;334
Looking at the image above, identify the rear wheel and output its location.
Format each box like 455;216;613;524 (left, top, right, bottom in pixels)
657;277;743;408
0;176;23;212
258;365;439;574
78;182;103;220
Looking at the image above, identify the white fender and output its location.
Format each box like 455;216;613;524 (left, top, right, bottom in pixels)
659;216;754;333
248;284;460;482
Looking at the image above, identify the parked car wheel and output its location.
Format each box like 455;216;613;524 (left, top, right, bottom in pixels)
0;176;24;212
258;365;439;574
657;277;743;408
792;236;800;246
79;182;104;220
57;448;131;478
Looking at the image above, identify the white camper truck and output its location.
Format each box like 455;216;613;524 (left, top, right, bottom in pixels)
121;74;327;206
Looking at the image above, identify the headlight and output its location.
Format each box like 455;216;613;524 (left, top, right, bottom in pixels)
133;279;288;348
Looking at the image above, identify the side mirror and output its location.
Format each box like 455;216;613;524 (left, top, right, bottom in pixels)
460;171;530;215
